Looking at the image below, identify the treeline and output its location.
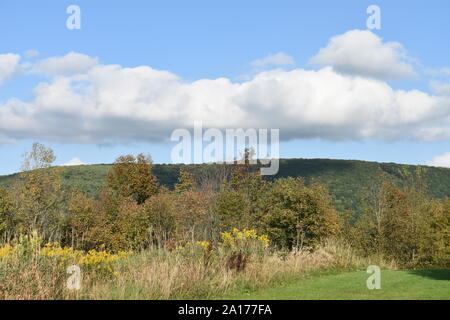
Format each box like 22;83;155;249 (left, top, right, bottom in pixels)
3;157;450;215
0;143;448;268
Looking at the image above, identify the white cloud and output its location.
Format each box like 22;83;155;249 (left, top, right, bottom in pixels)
62;158;86;166
0;56;449;144
0;53;20;85
430;81;450;96
1;44;450;145
251;52;295;68
427;152;450;168
32;52;98;75
310;30;416;80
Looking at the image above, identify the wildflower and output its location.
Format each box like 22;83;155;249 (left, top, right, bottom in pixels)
0;244;12;259
196;241;210;251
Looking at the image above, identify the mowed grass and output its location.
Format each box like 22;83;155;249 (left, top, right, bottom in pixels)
223;270;450;300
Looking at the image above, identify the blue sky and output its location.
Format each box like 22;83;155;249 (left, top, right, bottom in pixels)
1;0;450;174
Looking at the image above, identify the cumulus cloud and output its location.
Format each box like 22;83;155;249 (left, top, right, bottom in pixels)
32;52;98;75
427;152;450;168
430;81;450;96
0;53;20;85
310;30;416;80
1;52;450;145
62;158;86;166
251;52;295;68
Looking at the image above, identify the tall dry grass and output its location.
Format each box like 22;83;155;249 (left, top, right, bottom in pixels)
0;237;396;300
84;240;395;300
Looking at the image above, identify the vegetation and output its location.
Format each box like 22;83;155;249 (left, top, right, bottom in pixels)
0;231;393;300
350;178;449;268
3;158;450;215
0;143;448;299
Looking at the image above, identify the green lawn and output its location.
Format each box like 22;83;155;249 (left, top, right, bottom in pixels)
224;270;450;300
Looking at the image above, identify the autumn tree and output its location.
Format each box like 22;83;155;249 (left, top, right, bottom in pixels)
174;170;195;193
74;189;124;251
174;166;234;240
67;188;97;249
106;154;158;204
172;169;216;241
20;142;55;171
67;154;167;251
141;190;177;246
0;187;17;242
12;143;65;241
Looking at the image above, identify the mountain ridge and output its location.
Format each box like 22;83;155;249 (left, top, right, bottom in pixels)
1;158;449;214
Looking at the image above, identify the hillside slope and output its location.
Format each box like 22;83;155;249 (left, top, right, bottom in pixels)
1;158;449;213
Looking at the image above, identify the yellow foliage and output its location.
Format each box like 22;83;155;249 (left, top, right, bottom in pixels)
0;241;132;274
41;242;132;273
195;241;210;251
221;228;269;249
0;244;12;259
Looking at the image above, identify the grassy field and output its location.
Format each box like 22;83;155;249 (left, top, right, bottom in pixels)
223;270;450;300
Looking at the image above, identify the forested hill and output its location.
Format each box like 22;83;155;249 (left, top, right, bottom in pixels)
1;158;450;213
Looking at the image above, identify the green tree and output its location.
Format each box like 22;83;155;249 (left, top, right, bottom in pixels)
261;177;341;249
355;179;449;268
215;161;268;232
